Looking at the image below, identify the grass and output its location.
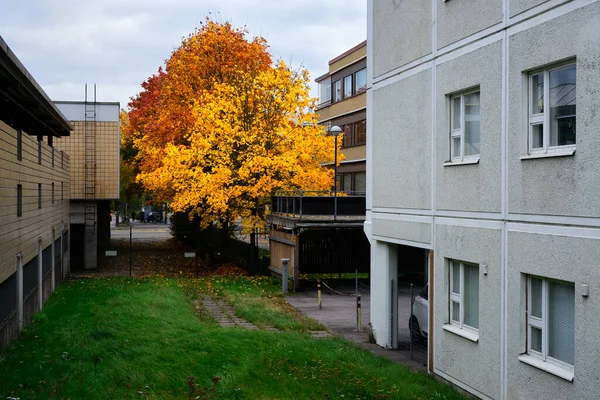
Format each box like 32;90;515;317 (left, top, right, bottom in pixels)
0;276;464;399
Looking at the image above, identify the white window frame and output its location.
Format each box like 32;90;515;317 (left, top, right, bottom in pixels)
525;276;574;373
527;62;576;156
449;89;480;163
448;260;479;334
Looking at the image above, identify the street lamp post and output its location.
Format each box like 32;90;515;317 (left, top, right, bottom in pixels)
330;125;342;221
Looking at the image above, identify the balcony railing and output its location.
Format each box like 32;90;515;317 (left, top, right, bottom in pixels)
270;190;366;219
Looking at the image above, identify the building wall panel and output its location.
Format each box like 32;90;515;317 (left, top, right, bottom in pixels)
434;223;502;400
507;230;600;399
372;69;432;210
436;0;502;49
507;2;600;218
372;0;432;76
436;41;503;213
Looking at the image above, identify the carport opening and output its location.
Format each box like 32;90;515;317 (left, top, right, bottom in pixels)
396;244;428;366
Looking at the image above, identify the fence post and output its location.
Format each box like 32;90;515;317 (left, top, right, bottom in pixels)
317;279;322;309
410;283;414;360
129;223;133;277
357;294;362;331
281;258;289;294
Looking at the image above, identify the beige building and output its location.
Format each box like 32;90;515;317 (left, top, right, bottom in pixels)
54;98;120;270
0;35;71;346
315;41;367;194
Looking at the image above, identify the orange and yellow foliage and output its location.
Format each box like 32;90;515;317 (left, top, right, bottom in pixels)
127;18;341;228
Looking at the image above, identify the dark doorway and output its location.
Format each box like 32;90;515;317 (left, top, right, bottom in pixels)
396;244;428;366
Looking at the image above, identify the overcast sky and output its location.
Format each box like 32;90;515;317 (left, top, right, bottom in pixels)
0;0;366;110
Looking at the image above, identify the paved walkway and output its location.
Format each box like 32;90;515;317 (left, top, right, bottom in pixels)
285;282;427;373
195;295;332;338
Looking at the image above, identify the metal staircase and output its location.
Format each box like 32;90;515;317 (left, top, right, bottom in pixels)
84;84;96;234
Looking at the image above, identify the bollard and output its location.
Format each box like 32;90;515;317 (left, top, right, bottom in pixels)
357;294;362;331
281;258;289;294
317;279;322;309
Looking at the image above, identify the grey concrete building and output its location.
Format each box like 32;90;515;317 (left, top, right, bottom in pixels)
366;1;600;398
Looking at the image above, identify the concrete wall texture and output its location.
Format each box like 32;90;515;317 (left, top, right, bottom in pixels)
368;0;600;398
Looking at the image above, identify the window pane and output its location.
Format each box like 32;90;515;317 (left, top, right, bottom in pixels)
342;124;353;147
343;174;352;193
355;120;366;145
333;80;342;102
452;97;461;130
344;75;353;98
548;281;575;365
531;327;542;353
355;68;367;93
452;137;461;159
451;301;460;324
530;277;543;318
354;172;366;193
452;262;460;295
464;92;480;156
463;263;479;329
531;124;543;149
319;78;331;104
531;73;544;114
549;64;576;147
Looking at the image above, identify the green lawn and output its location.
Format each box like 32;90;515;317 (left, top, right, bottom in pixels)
0;276;464;399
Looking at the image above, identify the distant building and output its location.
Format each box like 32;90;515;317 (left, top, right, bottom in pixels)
0;35;71;346
54;95;120;270
315;41;367;194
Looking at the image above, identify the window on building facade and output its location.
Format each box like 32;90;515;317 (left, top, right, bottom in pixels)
336;171;366;194
318;77;331;105
344;75;353;98
342;124;353;147
17;184;22;217
449;260;479;332
61;151;64;169
333;80;342;102
61;182;64;200
355;120;366;145
450;89;480;162
38;183;42;209
525;276;574;371
355;68;367;94
528;62;576;154
340;120;366;148
17;129;22;161
52;182;55;204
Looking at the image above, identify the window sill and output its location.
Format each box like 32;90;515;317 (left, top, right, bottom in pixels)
518;354;574;382
444;158;480;167
520;148;575;160
442;324;479;342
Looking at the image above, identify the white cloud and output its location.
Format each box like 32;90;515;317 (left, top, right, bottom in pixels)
0;0;366;108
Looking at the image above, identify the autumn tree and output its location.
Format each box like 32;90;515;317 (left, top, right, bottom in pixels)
127;18;339;231
117;110;145;222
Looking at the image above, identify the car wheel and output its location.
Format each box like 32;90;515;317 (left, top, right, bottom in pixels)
409;316;421;343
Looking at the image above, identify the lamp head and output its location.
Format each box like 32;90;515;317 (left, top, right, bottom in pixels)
330;125;342;137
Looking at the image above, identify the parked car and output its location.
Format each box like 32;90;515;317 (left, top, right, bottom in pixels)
409;284;428;342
